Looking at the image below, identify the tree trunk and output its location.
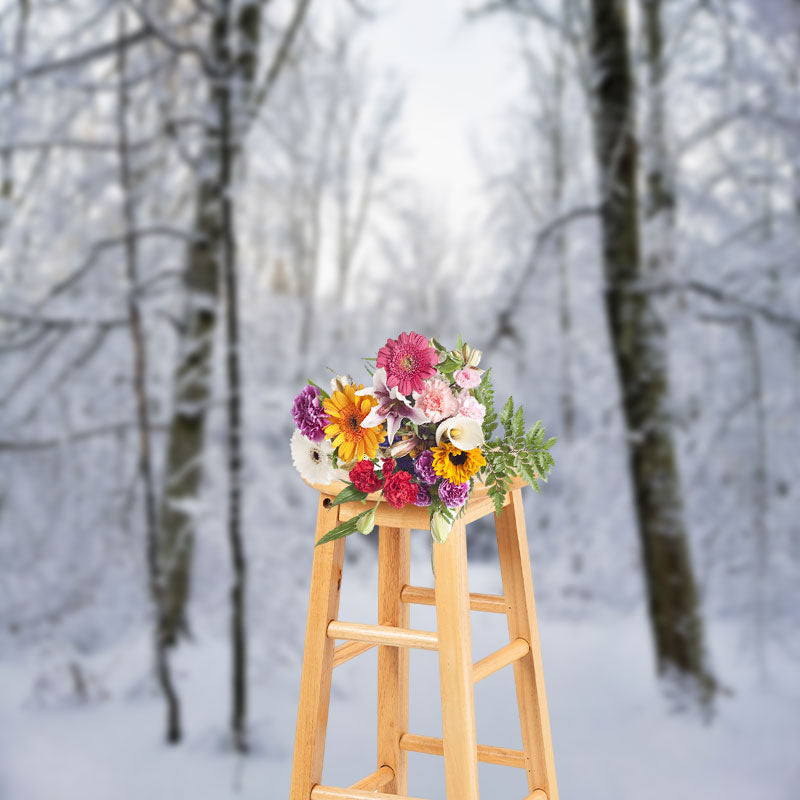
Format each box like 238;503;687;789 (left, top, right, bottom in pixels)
116;8;181;743
159;0;312;746
589;0;717;708
548;29;575;440
642;0;676;274
158;0;247;647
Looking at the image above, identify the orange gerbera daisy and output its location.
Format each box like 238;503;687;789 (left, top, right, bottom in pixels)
323;384;384;462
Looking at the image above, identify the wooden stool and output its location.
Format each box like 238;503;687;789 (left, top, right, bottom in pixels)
289;477;558;800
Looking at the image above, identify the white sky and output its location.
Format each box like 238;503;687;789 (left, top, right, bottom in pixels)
364;1;526;227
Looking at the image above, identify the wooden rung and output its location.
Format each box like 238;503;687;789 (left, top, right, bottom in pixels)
311;786;429;800
524;791;548;800
332;640;375;668
400;584;507;614
349;765;394;790
473;637;530;683
327;620;438;651
399;733;526;769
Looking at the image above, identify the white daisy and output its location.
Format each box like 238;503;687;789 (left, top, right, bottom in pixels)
290;429;335;485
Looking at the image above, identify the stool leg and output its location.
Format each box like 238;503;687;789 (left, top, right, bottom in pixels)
495;489;559;800
433;518;480;800
289;497;346;800
377;526;411;794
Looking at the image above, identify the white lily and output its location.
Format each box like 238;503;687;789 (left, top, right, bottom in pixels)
435;415;485;451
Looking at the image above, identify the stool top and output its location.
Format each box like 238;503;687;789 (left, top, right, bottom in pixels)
302;475;527;531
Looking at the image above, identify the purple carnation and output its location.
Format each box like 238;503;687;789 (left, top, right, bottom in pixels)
438;479;470;509
291;384;329;442
413;484;432;507
414;450;437;485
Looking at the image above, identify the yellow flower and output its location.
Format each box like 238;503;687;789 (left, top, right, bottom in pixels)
431;442;486;484
323;384;383;463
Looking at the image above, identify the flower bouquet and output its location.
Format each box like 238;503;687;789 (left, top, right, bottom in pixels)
290;332;556;546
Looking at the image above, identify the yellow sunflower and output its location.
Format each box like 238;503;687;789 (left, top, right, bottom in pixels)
323;384;384;463
431;442;486;484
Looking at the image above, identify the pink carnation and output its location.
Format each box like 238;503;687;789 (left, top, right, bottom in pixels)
457;393;486;423
416;377;458;423
454;368;481;389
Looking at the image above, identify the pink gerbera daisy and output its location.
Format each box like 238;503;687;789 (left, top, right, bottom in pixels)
376;331;438;396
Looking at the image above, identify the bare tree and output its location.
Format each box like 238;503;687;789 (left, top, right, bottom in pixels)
252;23;403;364
115;7;181;743
588;0;717;709
156;1;308;627
155;0;313;751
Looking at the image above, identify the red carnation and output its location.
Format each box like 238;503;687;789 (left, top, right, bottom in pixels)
349;459;383;493
383;470;417;509
381;458;396;478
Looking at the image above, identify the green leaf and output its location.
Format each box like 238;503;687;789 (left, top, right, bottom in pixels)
316;511;373;546
512;406;525;439
330;484;369;506
307;378;330;399
475;368;498;440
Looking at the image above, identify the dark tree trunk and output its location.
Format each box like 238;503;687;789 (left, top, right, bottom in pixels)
642;0;676;273
589;0;717;708
158;11;227;644
116;9;181;743
158;0;312;750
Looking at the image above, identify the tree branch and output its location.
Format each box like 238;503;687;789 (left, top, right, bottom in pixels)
623;279;800;338
0;421;168;452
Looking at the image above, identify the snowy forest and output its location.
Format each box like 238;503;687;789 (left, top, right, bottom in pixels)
1;0;798;798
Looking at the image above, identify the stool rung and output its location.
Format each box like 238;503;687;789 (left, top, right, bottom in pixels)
473;637;530;683
525;791;548;800
332;640;375;668
327;620;438;650
311;787;429;800
400;584;507;614
399;733;527;768
349;765;394;790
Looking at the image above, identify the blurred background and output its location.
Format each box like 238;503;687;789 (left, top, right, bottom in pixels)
1;0;798;798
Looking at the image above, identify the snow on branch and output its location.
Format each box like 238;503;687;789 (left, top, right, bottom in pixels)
0;26;153;93
0;137;158;155
0;309;128;330
622;279;800;339
0;421;168;452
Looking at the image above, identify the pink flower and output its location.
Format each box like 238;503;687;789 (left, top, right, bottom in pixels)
376;331;438;396
416;377;458;423
457;393;486;423
357;368;427;444
454;368;481;389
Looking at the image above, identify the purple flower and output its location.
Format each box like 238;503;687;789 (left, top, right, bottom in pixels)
438;479;470;509
414;450;437;485
414;484;432;507
291;384;329;442
356;367;427;444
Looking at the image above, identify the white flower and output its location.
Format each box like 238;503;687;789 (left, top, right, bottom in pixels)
435;415;485;451
290;429;335;485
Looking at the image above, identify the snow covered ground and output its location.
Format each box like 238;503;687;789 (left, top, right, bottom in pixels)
1;557;798;800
